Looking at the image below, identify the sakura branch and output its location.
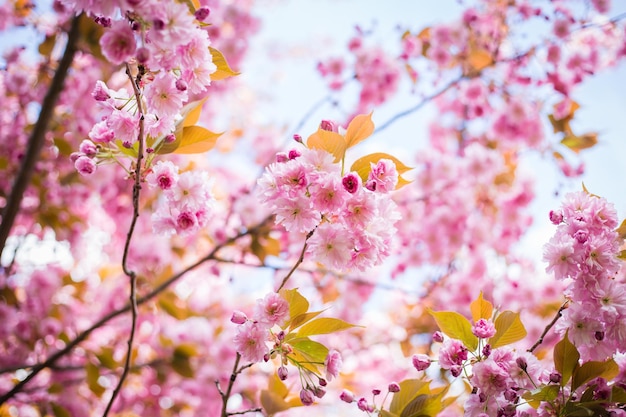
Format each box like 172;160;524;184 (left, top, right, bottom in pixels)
528;300;569;354
0;217;271;405
215;352;259;417
0;15;81;257
276;229;314;292
101;63;146;417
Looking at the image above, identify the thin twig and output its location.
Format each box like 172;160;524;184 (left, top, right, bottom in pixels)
228;408;263;416
101;63;146;417
276;229;314;292
218;352;240;417
0;217;271;405
0;15;81;257
528;300;569;353
373;76;464;136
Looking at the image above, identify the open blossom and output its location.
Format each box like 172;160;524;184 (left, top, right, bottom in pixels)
144;72;189;118
438;338;468;369
324;350;342;381
307;222;353;271
233;321;269;363
471;359;511;396
146;160;179;190
254;292;289;327
366;158;398;193
99;20;137;65
472;318;496;339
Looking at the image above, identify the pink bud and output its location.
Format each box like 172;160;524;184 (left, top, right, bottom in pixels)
230;311;247;324
277;366;288;381
194;6;211;21
549;210;563;225
288;149;301;159
388;382;400;393
319;119;337;132
342;172;361;194
432;331;444;343
79;140;97;157
339;389;354;403
276;152;289;163
450;365;462;377
372;389;381;396
165;133;176;143
175;79;188;92
74;155;96;176
412;354;430;371
313;386;326;398
136;47;150;64
293;134;303;143
300;388;315;406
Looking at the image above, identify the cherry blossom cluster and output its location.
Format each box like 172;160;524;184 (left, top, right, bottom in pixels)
543;191;625;360
230;292;342;406
66;0;217;174
257;146;401;272
146;160;214;236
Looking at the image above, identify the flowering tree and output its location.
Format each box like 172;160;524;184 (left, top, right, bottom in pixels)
1;0;626;416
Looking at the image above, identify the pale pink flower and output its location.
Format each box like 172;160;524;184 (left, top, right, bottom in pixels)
100;20;137;65
472;318;496;339
254;292;289;327
88;120;115;143
438;338;467;369
324;349;342;381
107;108;139;144
144;72;188;118
171;171;212;208
543;233;577;279
74;155;96;176
146;160;179;190
175;209;198;233
233;321;269;363
471;359;510;396
309;174;349;215
144;113;175;141
307;222;353;271
274;195;320;233
366;159;398;193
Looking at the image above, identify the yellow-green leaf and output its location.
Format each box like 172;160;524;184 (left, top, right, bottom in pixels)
290;338;329;363
522;385;560;409
554;331;580;386
428;309;477;351
172;349;195;378
488;311;526;348
280;288;309;323
39;34;56;57
261;390;292;415
296;317;358;337
350;152;413;190
268;372;289;398
345;112;374;149
307;128;346;163
86;362;105;397
174;126;221;154
380;411;400;417
288;310;324;331
561;133;598;153
52;403;72;417
96;347;118;370
470;291;493;323
209;46;240;81
182;99;207;128
389;379;432;414
572;358;619;391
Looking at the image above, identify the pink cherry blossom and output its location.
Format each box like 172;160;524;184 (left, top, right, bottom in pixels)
253;292;289;327
99;20;137;65
233;321;269;363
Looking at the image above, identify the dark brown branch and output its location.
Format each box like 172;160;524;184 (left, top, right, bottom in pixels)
0;15;81;258
0;217;271;405
102;63;146;417
276;229;314;292
528;300;569;353
217;354;256;417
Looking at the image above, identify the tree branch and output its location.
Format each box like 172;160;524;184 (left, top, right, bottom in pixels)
528;300;569;353
102;63;146;417
276;229;314;292
0;216;272;405
0;14;81;258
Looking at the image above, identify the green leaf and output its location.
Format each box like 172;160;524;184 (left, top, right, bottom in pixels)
522;385;560;409
209;46;240;80
95;347;118;370
470;291;493;322
427;309;477;351
288;310;324;331
554;331;580;386
296;317;358;337
380;411;401;417
52;403;72;417
290;338;329;364
611;385;626;403
280;288;309;323
261;390;292;415
488;311;527;348
307;128;346;163
86;362;105;397
350;152;413;190
172;347;195;378
389;379;432;415
400;394;429;417
572;358;619;391
345;112;374;149
561;133;598;153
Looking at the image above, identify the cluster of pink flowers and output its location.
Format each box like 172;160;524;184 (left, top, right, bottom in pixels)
146;161;214;236
69;1;217;175
543;191;625;360
257;146;401;272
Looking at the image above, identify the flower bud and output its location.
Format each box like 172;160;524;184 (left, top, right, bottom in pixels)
300;388;314;406
136;47;150;64
372;389;381;396
313;386;326;398
482;344;491;358
293;134;303;143
388;382;400;393
165;133;176;143
319;119;337;132
194;6;211;21
276;152;289;163
516;356;528;371
412;354;431;371
318;377;327;387
175;79;188;92
549;371;562;384
277;366;288;381
450;365;462;377
433;331;444;343
288;149;301;159
230;311;247;324
549;210;563;225
339;389;354;403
